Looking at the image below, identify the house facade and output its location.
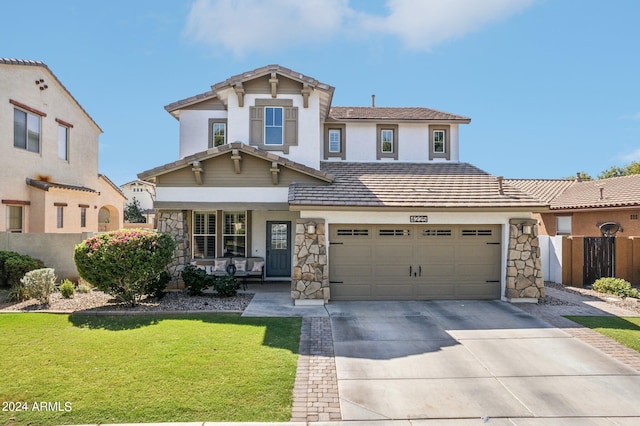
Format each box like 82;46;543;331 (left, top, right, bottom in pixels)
139;65;547;303
0;58;124;234
121;179;156;225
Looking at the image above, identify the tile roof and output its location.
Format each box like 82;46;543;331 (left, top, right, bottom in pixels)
289;162;546;208
549;174;640;210
137;142;334;183
1;58;103;133
26;178;98;194
328;107;470;122
504;179;576;204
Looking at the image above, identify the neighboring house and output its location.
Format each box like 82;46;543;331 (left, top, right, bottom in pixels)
0;58;125;233
507;175;640;237
120;179;156;224
139;65;548;303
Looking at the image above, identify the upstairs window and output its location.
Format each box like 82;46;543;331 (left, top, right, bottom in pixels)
556;216;572;235
212;123;226;147
14;109;40;153
329;129;341;153
58;125;69;160
381;130;394;153
264;107;283;145
433;130;445;153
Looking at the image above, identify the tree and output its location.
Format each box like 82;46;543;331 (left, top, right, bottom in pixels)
74;229;176;306
124;197;147;223
598;161;640;179
565;171;593;181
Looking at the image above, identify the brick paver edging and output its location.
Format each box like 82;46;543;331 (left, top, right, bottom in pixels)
291;317;341;422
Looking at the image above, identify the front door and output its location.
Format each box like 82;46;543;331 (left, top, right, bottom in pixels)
266;221;292;277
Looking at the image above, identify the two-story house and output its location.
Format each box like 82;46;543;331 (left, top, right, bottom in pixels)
139;65;547;304
120;179;156;224
0;58;125;234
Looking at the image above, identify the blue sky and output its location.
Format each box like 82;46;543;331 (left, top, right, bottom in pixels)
2;0;639;186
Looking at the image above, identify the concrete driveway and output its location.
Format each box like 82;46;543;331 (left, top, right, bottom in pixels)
327;300;640;423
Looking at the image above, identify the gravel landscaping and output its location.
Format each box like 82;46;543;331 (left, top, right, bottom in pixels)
542;281;640;315
0;288;253;313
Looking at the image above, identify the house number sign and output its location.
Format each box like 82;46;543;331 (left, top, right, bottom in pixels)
410;215;429;223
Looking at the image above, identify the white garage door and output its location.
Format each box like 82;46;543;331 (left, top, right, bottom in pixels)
329;224;502;300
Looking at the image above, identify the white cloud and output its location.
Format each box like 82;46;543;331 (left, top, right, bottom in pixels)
184;0;535;57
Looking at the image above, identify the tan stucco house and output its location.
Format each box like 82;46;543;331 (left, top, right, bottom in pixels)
139;65;549;304
0;58;125;234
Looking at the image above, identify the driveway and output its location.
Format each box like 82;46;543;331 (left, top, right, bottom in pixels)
327;300;640;423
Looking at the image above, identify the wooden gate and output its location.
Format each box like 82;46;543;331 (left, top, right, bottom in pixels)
583;237;615;286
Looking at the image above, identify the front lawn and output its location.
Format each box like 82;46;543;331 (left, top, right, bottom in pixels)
565;315;640;352
0;313;301;425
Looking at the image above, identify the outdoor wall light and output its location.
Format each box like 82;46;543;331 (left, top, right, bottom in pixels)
307;223;316;234
522;225;532;234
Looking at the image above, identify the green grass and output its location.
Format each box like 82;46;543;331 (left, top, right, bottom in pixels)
0;313;301;425
565;316;640;352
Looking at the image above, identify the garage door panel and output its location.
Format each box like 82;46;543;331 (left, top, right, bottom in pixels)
329;224;502;301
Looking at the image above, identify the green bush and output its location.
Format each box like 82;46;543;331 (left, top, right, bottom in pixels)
59;279;76;299
8;283;30;302
0;251;45;288
180;265;212;296
213;274;240;297
146;271;171;299
592;277;640;298
74;229;176;306
77;283;92;294
21;268;56;304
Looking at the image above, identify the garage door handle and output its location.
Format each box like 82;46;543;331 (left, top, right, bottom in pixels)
419;266;422;276
485;280;499;283
409;265;412;277
486;242;500;245
330;281;344;284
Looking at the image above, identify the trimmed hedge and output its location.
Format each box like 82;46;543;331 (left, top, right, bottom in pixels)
74;229;176;306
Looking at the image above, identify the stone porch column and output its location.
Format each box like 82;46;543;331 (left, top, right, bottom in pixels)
157;210;190;289
506;218;544;302
292;219;329;305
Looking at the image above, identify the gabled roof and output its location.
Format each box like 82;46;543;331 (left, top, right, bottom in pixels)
26;178;98;194
138;142;334;183
328;107;470;122
98;174;126;199
549;174;640;210
504;179;576;204
289;162;546;209
1;58;102;133
165;64;335;116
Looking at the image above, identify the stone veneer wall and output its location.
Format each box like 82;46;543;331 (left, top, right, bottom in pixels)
506;218;544;300
157;210;189;289
292;219;329;303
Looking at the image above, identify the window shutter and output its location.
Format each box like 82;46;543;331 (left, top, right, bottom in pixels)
249;107;264;145
284;107;298;145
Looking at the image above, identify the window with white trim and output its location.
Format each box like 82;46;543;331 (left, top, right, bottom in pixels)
381;129;394;153
329;129;341;153
193;211;216;259
14;108;40;153
556;216;572;235
223;211;246;257
264;107;283;145
212;122;226;147
433;129;445;154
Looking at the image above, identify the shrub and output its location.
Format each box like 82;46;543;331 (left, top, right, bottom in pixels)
0;251;45;288
77;283;92;294
21;268;56;304
74;229;176;306
8;282;30;302
181;265;212;296
593;277;640;298
213;274;240;297
146;271;171;299
59;279;76;299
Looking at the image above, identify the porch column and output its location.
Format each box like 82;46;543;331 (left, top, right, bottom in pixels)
506;218;544;302
292;219;329;305
157;210;190;289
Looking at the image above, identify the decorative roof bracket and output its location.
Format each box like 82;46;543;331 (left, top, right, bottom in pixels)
301;84;313;108
270;162;280;185
231;149;242;174
233;83;245;107
269;72;278;98
191;161;203;185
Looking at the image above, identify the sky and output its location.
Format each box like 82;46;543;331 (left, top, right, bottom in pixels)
2;0;639;186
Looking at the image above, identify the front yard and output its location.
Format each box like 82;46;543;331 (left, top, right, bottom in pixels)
0;313;301;425
565;315;640;352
